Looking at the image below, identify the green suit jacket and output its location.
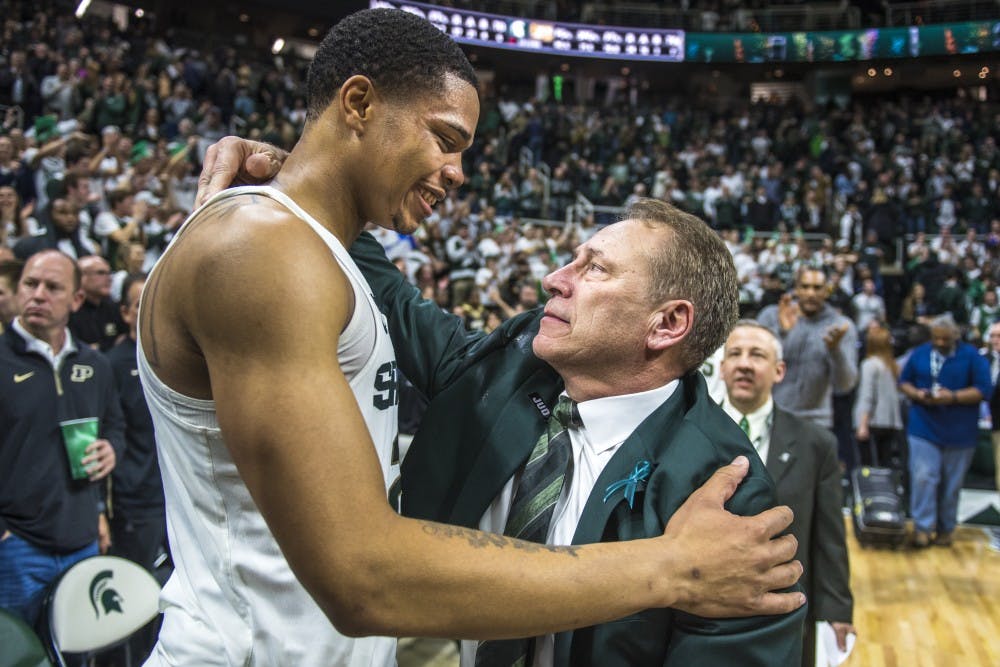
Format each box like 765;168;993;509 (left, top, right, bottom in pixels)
351;233;805;666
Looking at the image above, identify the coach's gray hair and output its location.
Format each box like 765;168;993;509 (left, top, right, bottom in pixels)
623;198;739;372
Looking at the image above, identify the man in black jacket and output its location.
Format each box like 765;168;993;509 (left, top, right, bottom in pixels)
0;249;124;624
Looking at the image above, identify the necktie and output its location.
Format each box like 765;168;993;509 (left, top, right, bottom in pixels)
475;396;579;667
739;415;751;438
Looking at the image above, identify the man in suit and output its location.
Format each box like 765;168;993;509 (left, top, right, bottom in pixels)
353;198;805;666
720;320;855;666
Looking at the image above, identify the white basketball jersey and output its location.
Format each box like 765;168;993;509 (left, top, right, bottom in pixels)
139;186;399;666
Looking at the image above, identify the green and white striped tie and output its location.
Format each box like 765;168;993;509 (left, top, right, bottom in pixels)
475;395;579;667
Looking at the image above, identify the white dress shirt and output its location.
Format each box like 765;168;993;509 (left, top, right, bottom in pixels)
721;396;775;466
12;317;76;370
460;380;679;667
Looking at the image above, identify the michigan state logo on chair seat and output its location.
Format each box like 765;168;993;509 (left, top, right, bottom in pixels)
89;570;124;619
44;555;162;658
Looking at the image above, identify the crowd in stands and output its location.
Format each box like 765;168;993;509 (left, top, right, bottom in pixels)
2;3;1000;459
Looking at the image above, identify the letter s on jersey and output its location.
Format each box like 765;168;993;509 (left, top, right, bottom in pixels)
373;361;399;410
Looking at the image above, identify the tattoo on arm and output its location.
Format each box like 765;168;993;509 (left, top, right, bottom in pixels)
421;522;581;558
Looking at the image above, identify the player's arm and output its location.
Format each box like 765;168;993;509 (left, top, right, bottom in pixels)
189;216;802;640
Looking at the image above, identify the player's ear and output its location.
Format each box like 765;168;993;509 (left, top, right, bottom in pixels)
340;75;375;134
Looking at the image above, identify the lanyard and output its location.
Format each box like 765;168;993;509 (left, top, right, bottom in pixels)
930;349;945;385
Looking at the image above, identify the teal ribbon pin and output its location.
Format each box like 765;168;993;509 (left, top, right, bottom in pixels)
603;460;652;509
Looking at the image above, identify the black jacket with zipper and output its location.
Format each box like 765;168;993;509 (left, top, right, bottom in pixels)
0;325;125;551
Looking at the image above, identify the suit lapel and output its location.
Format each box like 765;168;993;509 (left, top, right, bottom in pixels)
447;368;562;527
766;408;797;485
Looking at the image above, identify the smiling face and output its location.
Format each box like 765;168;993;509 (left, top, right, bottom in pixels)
721;324;786;414
532;219;665;392
372;74;479;235
0;185;16;215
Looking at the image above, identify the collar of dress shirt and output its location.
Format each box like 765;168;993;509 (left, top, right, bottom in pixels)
12;317;77;370
571;379;679;456
721;395;774;443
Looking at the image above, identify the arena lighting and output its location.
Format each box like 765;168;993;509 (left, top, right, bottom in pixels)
884;67;893;75
953;69;962;77
134;8;144;18
74;0;91;18
980;71;988;79
867;68;877;77
271;37;285;54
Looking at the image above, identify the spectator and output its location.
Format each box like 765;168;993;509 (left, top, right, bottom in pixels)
898;314;992;548
0;49;40;120
852;277;886;332
93;188;142;267
932;267;968;326
0;183;40;246
969;288;1000;345
0;258;22;330
899;281;932;326
68;254;124;351
854;324;904;468
110;241;147;303
758;268;859;429
0;250;124;624
0;135;34;205
13;196;98;261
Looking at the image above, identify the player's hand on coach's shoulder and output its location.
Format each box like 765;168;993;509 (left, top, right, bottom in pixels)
196;136;287;206
659;456;804;618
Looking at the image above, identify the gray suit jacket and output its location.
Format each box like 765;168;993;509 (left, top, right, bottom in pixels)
767;408;853;624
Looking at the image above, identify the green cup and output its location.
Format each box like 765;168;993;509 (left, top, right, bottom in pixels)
60;417;99;480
